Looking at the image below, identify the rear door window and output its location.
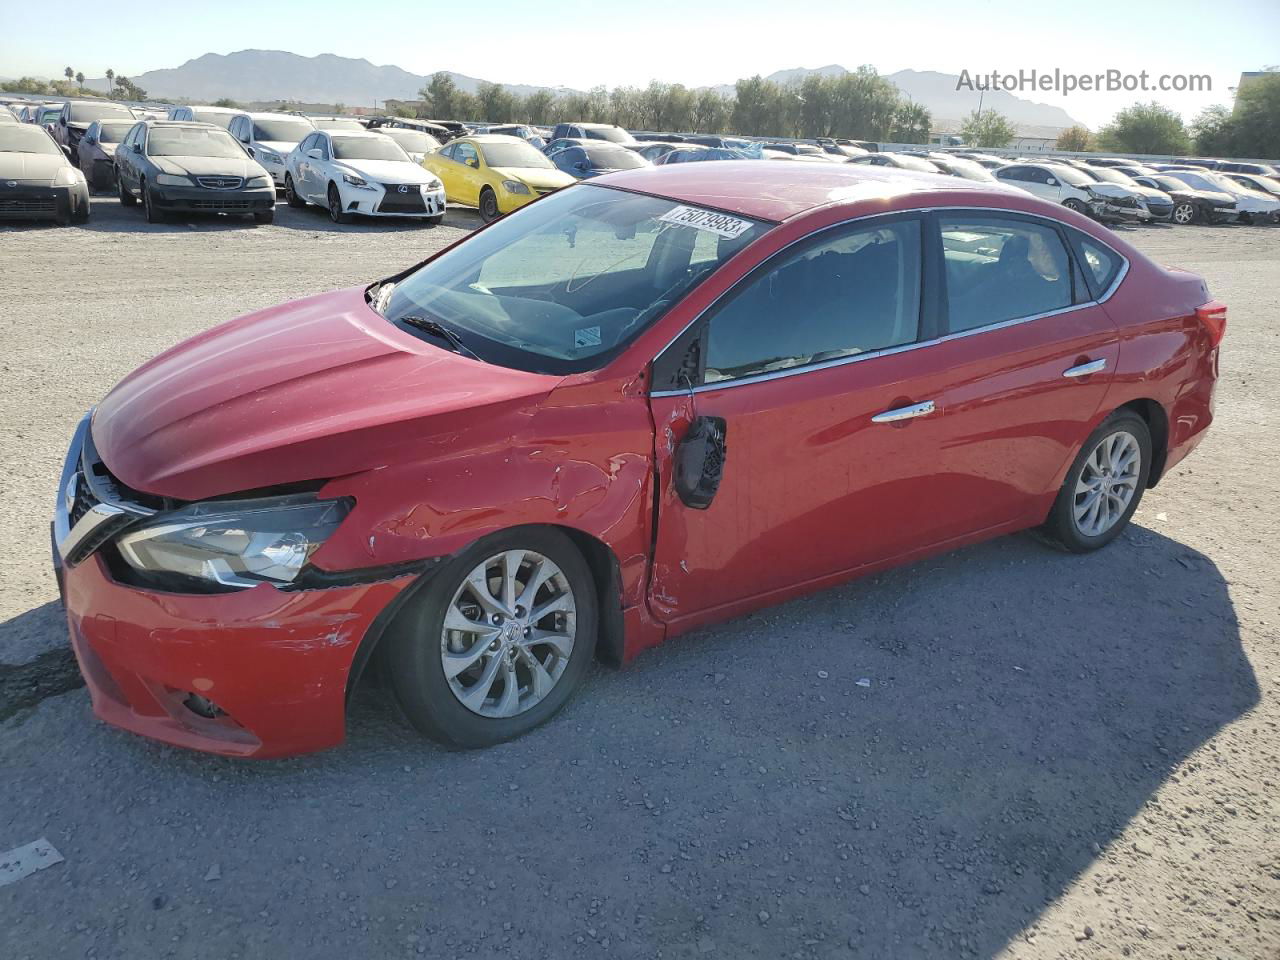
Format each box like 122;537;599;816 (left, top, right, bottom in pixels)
703;217;923;384
940;216;1074;332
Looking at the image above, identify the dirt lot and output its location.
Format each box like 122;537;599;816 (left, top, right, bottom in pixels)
1;198;1277;960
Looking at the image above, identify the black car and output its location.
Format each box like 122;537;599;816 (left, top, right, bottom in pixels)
548;141;649;179
1132;174;1237;225
0;123;91;225
114;121;276;224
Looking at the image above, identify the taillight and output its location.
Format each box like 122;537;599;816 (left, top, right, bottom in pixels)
1195;300;1227;346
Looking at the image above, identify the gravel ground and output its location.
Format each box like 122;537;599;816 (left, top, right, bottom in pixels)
1;199;1277;960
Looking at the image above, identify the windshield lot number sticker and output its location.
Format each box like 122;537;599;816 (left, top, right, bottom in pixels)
574;326;602;348
659;205;754;239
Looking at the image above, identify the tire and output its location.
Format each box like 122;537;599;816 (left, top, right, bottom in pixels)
478;187;500;223
385;527;598;749
253;209;275;225
142;180;165;223
71;194;90;224
117;173;136;206
327;183;350;223
1040;411;1152;553
284;174;305;208
1172;201;1197;225
1238;212;1253;225
92;162;113;193
1062;198;1089;215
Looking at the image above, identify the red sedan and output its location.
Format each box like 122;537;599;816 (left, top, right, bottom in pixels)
53;162;1225;757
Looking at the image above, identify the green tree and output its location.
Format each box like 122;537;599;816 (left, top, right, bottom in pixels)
1056;125;1093;152
691;89;730;134
1097;101;1189;154
75;71;85;88
64;66;74;82
421;72;458;118
1190;105;1234;155
889;101;931;143
476;82;515;123
212;97;240;108
11;76;52;94
1229;71;1280;159
961;109;1016;148
105;68;114;95
731;75;775;136
109;76;147;101
523;89;555;126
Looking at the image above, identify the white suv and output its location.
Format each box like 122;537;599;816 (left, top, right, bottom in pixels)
226;112;316;187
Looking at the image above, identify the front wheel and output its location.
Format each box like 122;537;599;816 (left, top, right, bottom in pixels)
284;174;305;208
478;187;500;223
117;173;136;206
142;180;165;223
1040;411;1152;553
327;183;350;223
1172;200;1197;225
385;528;598;749
1062;198;1089;216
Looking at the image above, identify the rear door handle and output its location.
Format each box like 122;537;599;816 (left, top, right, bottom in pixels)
872;400;935;424
1063;358;1107;378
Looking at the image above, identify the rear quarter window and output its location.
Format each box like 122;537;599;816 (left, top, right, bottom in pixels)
1071;233;1123;299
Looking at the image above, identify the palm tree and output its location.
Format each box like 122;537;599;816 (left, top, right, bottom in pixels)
75;71;85;88
64;67;74;82
105;68;115;94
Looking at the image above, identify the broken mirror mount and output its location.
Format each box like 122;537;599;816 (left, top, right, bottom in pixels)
674;415;727;510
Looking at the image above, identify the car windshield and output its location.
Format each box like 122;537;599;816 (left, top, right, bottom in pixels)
190;110;234;129
331;136;409;162
251;118;314;142
1090;167;1140;186
1154;177;1189;192
380;184;769;374
583;126;635;145
584;144;646;169
315;118;364;131
96;122;134;143
479;140;554;168
148;127;246;159
69;102;134;123
380;129;440;153
1049;166;1093;187
0;125;60;154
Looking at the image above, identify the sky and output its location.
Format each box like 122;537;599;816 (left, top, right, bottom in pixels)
2;0;1277;128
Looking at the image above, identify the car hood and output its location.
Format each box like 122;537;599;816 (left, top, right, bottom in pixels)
1084;182;1140;199
0;152;66;183
490;166;577;190
152;154;265;179
335;158;437;184
1130;185;1172;202
255;140;298;156
92;286;561;501
1230;190;1280;212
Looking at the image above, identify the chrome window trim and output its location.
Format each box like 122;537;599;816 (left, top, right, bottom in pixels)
649;204;1129;398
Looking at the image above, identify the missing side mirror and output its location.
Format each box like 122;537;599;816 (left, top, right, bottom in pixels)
674;415;727;510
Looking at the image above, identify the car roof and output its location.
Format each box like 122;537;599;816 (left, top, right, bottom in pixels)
138;120;220;129
242;111;315;121
183;105;239;113
463;134;536;144
598;160;1024;222
319;129;386;139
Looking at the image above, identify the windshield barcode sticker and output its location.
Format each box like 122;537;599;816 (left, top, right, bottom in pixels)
574;326;602;348
658;205;754;239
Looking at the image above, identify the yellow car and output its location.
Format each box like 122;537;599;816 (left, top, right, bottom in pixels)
422;134;576;222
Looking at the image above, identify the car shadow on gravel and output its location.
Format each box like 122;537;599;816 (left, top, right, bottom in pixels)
2;525;1257;959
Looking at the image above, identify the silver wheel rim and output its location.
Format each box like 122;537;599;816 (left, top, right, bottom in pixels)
1174;204;1194;224
1073;430;1141;537
441;550;576;718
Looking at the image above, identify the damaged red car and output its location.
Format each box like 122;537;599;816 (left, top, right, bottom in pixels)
53;162;1224;757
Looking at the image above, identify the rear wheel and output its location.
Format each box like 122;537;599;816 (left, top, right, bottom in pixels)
1172;200;1197;225
284;174;305;208
478;187;500;223
385;527;597;749
327;183;350;223
1040;411;1151;553
117;173;136;206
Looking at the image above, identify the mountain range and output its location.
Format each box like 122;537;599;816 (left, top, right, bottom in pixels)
78;50;1081;131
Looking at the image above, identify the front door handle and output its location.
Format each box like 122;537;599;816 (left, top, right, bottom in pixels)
872;400;935;424
1063;358;1107;378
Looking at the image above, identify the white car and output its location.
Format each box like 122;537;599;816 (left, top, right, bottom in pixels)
994;162;1146;222
1165;169;1280;224
167;105;238;130
370;126;443;164
226;111;317;187
283;129;446;224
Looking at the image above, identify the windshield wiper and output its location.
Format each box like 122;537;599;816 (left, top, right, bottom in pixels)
399;315;481;361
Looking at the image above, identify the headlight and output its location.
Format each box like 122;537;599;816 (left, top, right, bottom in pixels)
155;173;192;186
245;175;271;188
116;494;350;589
342;173;373;188
257;151;282;165
54;167;84;186
502;180;530;195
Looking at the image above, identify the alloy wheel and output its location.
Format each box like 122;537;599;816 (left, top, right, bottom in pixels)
440;550;577;719
1173;202;1195;225
1073;430;1141;537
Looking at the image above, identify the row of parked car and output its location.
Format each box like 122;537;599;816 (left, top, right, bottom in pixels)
4;97;1278;229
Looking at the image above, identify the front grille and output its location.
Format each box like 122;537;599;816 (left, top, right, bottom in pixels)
69;472;98;527
196;176;244;190
188;198;254;210
0;197;56;214
378;184;427;213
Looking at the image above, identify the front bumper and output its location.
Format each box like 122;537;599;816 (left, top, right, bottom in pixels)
1143;202;1174;222
339;181;446;218
52;414;413;758
151;183;276;215
1092;199;1146;223
0;182;79;221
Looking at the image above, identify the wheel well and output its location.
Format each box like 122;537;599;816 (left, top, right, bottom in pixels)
1117;399;1169;486
557;526;626;668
